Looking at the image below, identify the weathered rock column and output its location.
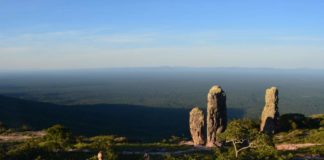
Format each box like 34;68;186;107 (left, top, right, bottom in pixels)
189;107;205;146
206;85;227;147
260;87;279;135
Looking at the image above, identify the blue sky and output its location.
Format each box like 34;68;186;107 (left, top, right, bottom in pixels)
1;0;324;70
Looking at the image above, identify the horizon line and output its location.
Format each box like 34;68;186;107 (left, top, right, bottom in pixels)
1;66;324;73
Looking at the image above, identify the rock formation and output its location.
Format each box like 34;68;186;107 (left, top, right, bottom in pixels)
206;85;227;147
260;87;279;135
189;107;205;146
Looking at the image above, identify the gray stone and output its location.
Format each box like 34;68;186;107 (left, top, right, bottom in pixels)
260;87;279;135
206;85;227;147
189;107;205;146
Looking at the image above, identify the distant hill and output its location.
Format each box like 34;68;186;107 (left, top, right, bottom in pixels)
0;95;245;141
1;68;323;117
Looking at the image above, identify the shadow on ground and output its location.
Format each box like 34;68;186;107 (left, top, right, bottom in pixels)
0;95;245;141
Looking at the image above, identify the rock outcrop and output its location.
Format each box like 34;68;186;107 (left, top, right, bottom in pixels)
260;87;279;134
206;85;227;147
189;107;205;146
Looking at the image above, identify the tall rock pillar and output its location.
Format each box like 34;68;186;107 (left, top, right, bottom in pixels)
189;107;205;146
260;87;279;135
206;85;227;147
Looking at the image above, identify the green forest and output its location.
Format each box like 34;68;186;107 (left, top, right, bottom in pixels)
1;68;324;118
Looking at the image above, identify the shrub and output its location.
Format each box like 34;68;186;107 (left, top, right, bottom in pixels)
42;124;74;150
278;113;319;131
6;139;45;160
216;119;278;159
0;122;7;134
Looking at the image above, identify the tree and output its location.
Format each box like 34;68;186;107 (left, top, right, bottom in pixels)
217;119;277;159
89;136;118;160
42;124;74;150
105;144;118;160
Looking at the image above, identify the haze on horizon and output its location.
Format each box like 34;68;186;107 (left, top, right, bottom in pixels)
1;0;324;70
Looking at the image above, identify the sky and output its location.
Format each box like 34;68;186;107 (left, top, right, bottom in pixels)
1;0;324;70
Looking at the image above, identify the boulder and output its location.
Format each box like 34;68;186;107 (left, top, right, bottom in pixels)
206;85;227;147
189;107;205;146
